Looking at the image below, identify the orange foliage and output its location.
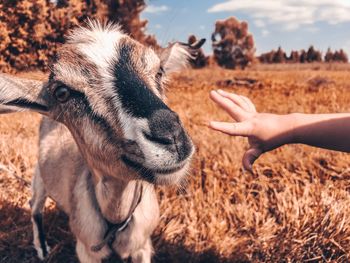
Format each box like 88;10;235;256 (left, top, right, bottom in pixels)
0;0;157;73
212;17;255;69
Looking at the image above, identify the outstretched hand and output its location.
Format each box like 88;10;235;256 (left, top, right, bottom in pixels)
209;90;294;172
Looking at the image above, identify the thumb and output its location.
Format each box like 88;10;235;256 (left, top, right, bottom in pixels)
242;147;263;172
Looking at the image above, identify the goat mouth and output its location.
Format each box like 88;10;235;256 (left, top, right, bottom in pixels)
121;155;185;176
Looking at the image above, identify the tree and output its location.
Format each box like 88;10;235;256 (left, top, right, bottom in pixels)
259;50;274;63
0;0;157;72
91;0;157;47
306;45;322;62
300;49;307;63
272;46;286;63
212;17;255;69
288;50;300;63
324;48;334;62
333;49;348;63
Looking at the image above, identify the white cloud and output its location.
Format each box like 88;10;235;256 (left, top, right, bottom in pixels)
254;19;266;28
199;25;206;30
144;5;169;14
305;26;320;32
154;24;162;29
261;29;270;37
208;0;350;30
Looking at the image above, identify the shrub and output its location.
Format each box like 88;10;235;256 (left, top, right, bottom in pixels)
324;48;334;63
259;46;326;64
288;50;300;63
333;49;348;63
0;0;157;72
306;45;322;62
211;17;255;69
272;46;287;63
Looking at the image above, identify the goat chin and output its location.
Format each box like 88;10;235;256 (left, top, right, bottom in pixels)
151;162;191;186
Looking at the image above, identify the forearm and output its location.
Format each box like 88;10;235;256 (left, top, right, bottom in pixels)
288;113;350;152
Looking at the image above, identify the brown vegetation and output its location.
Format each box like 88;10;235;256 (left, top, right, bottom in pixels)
0;0;156;73
1;66;350;262
212;17;255;69
325;48;348;63
260;46;348;64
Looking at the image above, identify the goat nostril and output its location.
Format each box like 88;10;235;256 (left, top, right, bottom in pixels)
143;131;173;145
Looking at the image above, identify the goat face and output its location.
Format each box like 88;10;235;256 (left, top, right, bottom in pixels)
0;21;205;185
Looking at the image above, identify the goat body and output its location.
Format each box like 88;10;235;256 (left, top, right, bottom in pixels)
31;118;159;262
0;21;205;262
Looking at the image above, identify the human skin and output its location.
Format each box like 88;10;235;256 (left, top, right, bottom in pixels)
209;89;350;171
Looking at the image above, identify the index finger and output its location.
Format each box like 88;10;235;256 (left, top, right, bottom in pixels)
210;90;248;121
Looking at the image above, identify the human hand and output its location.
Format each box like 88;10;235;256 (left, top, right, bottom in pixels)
209;90;295;171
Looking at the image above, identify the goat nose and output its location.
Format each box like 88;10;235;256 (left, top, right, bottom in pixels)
146;109;193;161
146;109;182;145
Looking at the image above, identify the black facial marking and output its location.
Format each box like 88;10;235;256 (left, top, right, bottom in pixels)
50;81;118;143
49;71;55;81
113;42;168;118
155;66;164;93
4;98;48;112
33;213;48;257
72;91;119;141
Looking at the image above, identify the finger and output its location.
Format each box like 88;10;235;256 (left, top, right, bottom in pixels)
210;90;247;121
240;95;256;113
209;121;252;137
242;148;262;172
217;90;252;112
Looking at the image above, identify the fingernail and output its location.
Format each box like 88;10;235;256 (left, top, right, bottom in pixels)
209;121;216;127
217;89;224;94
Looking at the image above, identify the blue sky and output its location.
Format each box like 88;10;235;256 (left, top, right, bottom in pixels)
141;0;350;56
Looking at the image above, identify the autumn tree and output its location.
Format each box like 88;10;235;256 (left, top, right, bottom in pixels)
90;0;157;47
0;0;157;72
306;45;322;62
258;51;274;63
299;49;307;63
288;50;300;63
324;48;334;62
258;47;286;64
212;17;255;69
272;46;286;63
333;49;348;63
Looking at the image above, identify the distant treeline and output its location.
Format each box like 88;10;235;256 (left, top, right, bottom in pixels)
259;46;348;64
1;3;347;73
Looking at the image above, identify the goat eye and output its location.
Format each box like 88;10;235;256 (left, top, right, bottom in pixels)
54;86;71;103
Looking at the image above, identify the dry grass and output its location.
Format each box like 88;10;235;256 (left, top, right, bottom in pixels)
1;66;350;262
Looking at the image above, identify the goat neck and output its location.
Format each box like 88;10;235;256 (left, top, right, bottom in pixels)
92;169;144;224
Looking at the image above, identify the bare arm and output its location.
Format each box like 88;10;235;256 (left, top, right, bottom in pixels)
209;89;350;171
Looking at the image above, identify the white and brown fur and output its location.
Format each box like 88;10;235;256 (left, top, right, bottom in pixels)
0;21;205;262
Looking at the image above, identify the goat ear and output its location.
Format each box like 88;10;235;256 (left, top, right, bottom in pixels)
160;38;206;73
0;74;49;115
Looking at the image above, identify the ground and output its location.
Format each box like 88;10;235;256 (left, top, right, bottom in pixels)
1;66;350;262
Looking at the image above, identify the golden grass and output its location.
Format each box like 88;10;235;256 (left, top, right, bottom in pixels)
1;67;350;262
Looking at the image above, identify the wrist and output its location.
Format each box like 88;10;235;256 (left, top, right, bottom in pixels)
286;113;300;144
275;113;299;145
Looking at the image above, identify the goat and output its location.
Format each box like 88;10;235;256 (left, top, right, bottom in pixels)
0;21;205;262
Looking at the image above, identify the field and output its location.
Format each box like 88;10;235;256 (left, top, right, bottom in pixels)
1;66;350;262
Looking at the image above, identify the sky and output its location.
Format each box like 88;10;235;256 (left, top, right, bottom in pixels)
141;0;350;56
